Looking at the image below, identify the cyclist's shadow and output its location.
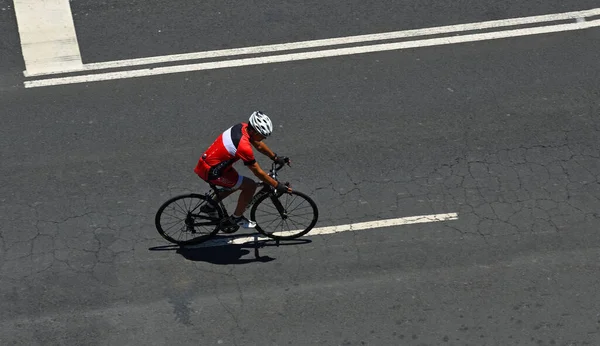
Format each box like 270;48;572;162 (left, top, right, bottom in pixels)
150;235;311;265
178;243;272;264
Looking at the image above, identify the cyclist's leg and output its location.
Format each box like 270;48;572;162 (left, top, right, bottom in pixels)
202;168;253;205
213;188;235;202
233;176;257;216
208;168;244;201
215;168;257;216
211;170;257;228
195;163;239;201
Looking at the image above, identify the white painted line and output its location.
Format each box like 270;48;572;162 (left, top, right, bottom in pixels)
23;7;600;77
186;213;459;248
14;0;82;76
25;19;600;88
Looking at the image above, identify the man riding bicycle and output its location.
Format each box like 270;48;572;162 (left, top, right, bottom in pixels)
194;111;291;229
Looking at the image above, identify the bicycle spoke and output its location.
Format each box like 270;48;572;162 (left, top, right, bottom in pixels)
172;202;188;216
260;201;278;212
284;194;301;209
288;211;315;217
162;210;191;223
256;209;281;217
286;213;314;222
270;219;297;237
286;218;304;232
287;210;315;217
163;219;185;232
189;199;204;214
288;204;313;213
263;215;283;230
179;199;189;214
284;219;294;232
176;228;188;242
262;211;282;228
163;213;190;225
272;218;285;233
286;199;309;214
284;194;296;209
161;218;184;229
166;205;180;216
162;209;185;219
287;216;305;230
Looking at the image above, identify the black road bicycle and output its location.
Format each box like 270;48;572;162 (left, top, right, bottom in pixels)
155;162;319;245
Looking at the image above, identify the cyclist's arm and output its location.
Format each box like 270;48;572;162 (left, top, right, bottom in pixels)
247;162;278;187
251;140;276;160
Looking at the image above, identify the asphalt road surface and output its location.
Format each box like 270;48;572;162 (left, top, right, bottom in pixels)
1;1;600;345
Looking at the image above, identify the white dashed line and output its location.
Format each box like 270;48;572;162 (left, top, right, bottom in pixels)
186;213;459;248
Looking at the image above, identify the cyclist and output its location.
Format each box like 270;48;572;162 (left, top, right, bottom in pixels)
194;111;291;229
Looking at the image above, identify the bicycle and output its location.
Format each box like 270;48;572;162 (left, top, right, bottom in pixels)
155;162;319;245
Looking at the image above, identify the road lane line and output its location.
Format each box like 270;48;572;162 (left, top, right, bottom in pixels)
23;8;600;77
186;213;459;248
14;0;82;76
25;19;600;88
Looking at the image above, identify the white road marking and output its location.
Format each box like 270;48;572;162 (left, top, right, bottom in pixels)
23;7;600;77
186;213;459;248
25;18;600;88
14;0;82;76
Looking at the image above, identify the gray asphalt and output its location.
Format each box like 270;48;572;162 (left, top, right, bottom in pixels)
70;0;600;62
2;1;600;345
0;0;24;89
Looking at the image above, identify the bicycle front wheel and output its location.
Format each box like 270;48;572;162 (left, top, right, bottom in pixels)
250;190;318;240
155;194;222;245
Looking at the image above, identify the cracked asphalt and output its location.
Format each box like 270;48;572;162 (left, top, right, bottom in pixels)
2;1;600;345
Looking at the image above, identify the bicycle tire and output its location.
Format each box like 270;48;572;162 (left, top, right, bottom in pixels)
155;194;222;245
250;190;318;240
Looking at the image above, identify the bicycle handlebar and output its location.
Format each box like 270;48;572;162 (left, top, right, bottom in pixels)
272;161;286;171
267;161;289;180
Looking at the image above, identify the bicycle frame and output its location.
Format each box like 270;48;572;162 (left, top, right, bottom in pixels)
205;161;288;220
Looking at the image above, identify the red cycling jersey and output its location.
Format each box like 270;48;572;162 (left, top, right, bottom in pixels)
194;123;256;188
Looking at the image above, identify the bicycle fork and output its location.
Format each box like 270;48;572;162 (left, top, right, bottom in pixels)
270;194;287;219
254;183;288;219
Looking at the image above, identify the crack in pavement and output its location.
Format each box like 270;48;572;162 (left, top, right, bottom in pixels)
1;117;599;341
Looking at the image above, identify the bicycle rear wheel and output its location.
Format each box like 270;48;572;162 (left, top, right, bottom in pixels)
250;190;318;240
155;194;222;245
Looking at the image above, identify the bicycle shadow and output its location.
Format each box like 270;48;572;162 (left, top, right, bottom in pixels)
149;235;312;265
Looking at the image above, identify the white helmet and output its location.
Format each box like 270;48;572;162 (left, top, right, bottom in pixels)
249;111;273;137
